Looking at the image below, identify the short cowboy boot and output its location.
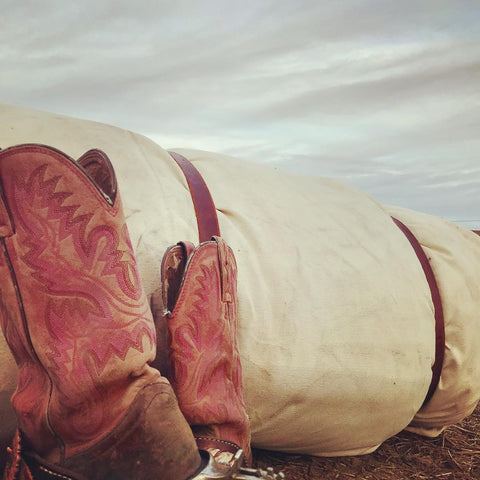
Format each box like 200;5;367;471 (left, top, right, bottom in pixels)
0;145;201;479
158;236;252;463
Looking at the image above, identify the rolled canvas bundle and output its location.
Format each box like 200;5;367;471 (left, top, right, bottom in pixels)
0;104;479;461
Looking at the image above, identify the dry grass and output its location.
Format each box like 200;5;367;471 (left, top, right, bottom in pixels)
253;404;480;479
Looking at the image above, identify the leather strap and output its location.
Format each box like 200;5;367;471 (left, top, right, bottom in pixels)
168;151;220;243
392;217;445;406
195;436;242;456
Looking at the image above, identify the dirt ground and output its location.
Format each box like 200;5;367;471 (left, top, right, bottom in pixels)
253;404;480;479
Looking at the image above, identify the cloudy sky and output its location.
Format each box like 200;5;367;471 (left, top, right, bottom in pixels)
2;1;479;228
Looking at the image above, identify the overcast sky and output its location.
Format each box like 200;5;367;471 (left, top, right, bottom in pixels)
1;1;479;228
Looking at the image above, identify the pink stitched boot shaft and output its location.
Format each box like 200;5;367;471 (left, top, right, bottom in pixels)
161;236;252;462
0;145;200;479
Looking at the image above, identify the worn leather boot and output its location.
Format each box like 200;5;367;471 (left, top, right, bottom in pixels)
157;236;252;463
0;145;201;480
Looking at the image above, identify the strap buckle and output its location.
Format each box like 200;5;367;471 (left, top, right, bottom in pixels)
192;438;285;479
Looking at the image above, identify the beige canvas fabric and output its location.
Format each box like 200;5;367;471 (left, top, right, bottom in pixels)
0;104;478;457
386;205;480;437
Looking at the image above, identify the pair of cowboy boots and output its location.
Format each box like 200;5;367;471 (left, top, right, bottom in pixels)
0;145;276;479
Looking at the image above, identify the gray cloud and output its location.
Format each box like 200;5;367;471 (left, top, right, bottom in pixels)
1;0;479;227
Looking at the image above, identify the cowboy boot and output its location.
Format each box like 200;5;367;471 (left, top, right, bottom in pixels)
156;236;252;463
0;144;201;479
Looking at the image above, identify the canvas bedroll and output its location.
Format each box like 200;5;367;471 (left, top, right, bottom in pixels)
0;104;479;464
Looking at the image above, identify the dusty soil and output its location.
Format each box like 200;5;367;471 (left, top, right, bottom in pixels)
253;404;480;479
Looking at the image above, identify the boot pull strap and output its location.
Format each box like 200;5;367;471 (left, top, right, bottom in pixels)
160;241;196;314
215;236;234;304
168;151;220;243
77;149;117;206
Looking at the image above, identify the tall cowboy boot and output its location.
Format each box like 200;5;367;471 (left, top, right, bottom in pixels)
156;236;252;463
0;145;201;479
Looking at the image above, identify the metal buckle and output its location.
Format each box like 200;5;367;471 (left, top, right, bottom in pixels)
191;445;285;479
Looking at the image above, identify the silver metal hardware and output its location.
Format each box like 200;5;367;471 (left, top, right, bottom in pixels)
191;447;286;479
